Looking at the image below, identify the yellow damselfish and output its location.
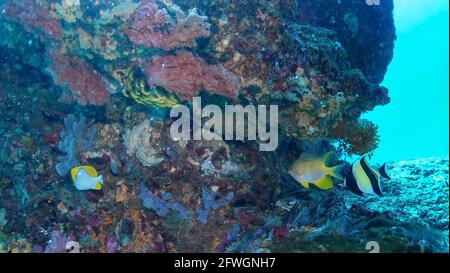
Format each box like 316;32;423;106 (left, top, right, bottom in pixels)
288;151;345;190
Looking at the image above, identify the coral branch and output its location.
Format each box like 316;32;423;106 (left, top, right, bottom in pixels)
56;114;96;176
139;183;189;219
196;188;234;225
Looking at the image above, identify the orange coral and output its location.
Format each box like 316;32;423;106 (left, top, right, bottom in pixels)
331;119;380;155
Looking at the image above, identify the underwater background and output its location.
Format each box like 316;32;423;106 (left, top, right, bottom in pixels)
0;0;448;253
366;0;449;163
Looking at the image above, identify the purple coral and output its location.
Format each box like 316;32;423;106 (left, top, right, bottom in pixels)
139;183;189;219
106;234;118;253
196;187;234;225
56;114;96;176
44;230;71;253
125;0;210;50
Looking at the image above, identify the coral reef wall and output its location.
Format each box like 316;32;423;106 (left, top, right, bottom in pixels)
0;0;395;155
0;0;431;254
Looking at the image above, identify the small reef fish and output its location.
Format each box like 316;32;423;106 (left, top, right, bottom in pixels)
70;166;104;191
344;153;390;196
288;151;345;190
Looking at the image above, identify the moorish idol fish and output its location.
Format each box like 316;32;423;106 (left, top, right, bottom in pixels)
70;166;104;191
288;151;345;190
344;153;390;196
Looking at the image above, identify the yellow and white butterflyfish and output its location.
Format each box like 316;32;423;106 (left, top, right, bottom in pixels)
344;153;390;197
288;151;345;190
70;166;104;191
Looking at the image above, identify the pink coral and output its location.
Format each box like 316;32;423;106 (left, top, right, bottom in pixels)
48;48;110;106
161;6;211;50
124;0;170;48
145;51;240;100
125;0;210;50
2;0;62;40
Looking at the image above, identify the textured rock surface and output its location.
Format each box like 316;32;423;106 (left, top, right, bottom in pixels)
343;157;449;231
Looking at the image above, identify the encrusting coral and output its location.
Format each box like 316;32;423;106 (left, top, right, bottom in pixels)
53;0;82;24
125;0;210;50
47;47;111;106
1;0;62;40
123;119;165;167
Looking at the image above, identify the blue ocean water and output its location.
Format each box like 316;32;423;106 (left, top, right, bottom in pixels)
366;0;449;163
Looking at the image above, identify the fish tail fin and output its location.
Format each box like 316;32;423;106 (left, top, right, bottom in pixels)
328;163;345;181
379;163;391;180
315;176;333;190
92;175;103;190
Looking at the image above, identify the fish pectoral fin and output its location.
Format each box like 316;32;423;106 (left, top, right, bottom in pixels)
320;151;334;164
328;163;345;181
299;181;310;188
314;176;333;190
92;182;102;190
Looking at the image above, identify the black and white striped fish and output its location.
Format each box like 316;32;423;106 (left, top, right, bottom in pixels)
344;153;390;197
